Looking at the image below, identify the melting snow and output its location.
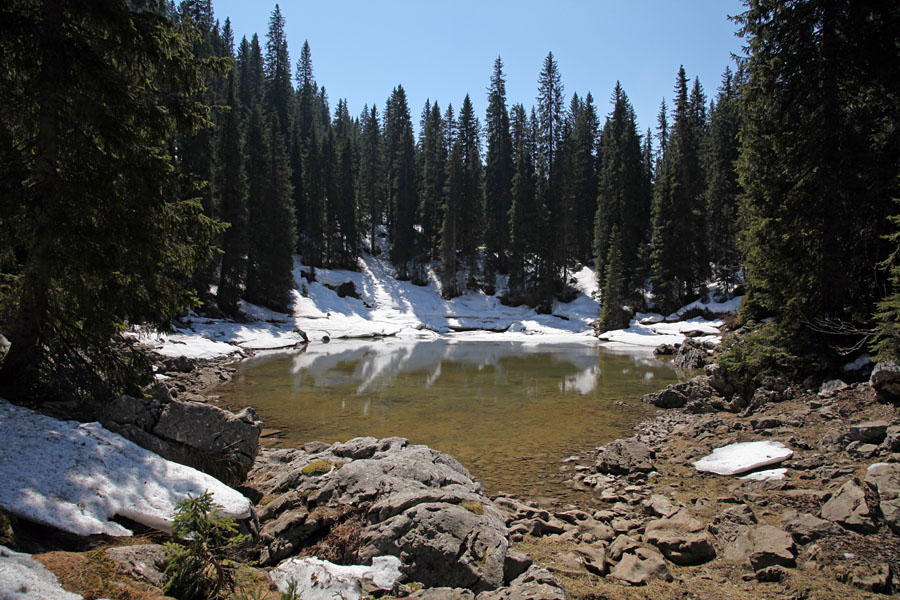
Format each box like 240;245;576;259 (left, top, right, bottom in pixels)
693;441;794;476
0;398;250;537
0;545;81;600
271;556;403;600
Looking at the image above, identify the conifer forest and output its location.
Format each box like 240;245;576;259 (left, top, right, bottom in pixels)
1;0;900;399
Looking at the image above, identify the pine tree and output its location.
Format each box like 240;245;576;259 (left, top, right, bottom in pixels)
264;4;293;145
358;105;383;254
420;101;446;259
441;140;465;299
569;91;599;263
484;57;514;282
384;86;418;277
599;226;630;331
535;52;565;302
703;67;743;290
507;103;538;302
216;73;248;317
457;94;483;279
245;114;297;312
236;35;264;119
0;0;223;397
650;67;707;313
594;83;647;293
736;1;900;351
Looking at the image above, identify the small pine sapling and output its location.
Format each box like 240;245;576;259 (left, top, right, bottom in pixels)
164;491;248;600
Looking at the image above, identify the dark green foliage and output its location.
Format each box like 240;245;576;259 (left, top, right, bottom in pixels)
216;73;248;317
598;226;631;331
873;198;900;362
385;86;418;277
163;491;248;600
264;4;293;144
358;105;383;254
420;101;446;259
736;0;900;355
245;110;296;312
716;321;807;390
484;57;514;281
441;140;465;298
650;67;708;314
456;94;483;278
595;83;648;296
507;104;538;302
704;67;743;291
0;0;223;399
567;92;599;264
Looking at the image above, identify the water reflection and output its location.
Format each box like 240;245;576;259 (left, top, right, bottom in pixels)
217;340;682;498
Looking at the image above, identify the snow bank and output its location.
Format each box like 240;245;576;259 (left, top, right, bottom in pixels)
271;556;402;600
0;545;81;600
0;398;250;537
693;441;793;476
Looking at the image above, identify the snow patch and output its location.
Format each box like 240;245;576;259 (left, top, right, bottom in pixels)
0;398;250;536
0;545;81;600
693;441;793;476
271;556;402;600
739;467;788;481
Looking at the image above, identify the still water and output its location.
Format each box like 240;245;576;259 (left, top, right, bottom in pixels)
216;340;684;498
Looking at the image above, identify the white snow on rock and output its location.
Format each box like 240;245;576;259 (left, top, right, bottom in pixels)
0;398;251;537
693;441;793;476
0;545;82;600
739;467;788;481
271;556;403;600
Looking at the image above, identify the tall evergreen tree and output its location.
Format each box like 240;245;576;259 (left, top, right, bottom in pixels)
703;67;743;290
456;94;483;277
568;91;599;263
384;85;418;277
216;73;248;317
594;83;647;290
0;0;222;396
420;101;446;258
484;57;514;282
441;140;465;298
245;114;297;311
598;226;630;331
736;0;900;351
236;34;263;119
650;67;707;313
264;4;293;144
507;103;538;301
358;105;383;254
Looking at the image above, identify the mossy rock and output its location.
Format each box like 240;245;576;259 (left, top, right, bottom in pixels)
0;510;15;547
301;459;341;477
460;500;484;515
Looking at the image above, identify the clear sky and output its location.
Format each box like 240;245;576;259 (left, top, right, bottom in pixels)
212;0;746;135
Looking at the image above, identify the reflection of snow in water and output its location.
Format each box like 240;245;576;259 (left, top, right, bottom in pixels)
561;365;600;395
244;339;672;396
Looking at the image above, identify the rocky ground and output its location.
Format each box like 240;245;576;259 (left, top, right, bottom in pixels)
6;347;900;600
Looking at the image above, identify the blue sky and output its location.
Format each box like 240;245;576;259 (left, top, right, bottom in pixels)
213;0;746;135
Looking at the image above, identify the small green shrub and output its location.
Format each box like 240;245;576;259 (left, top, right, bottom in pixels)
163;491;248;600
716;321;803;389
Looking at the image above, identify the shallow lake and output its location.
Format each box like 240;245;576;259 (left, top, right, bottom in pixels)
215;340;685;499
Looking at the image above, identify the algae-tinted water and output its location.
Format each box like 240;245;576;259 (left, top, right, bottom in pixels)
216;340;683;498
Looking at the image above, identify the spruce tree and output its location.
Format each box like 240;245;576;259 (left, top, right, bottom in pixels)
0;0;222;397
216;73;248;317
484;57;514;281
420;101;446;259
736;0;900;351
599;226;630;331
441;141;465;298
507;103;538;302
650;67;707;313
264;4;293;145
384;86;418;277
703;67;742;290
245;115;297;312
457;94;483;279
358;105;383;254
